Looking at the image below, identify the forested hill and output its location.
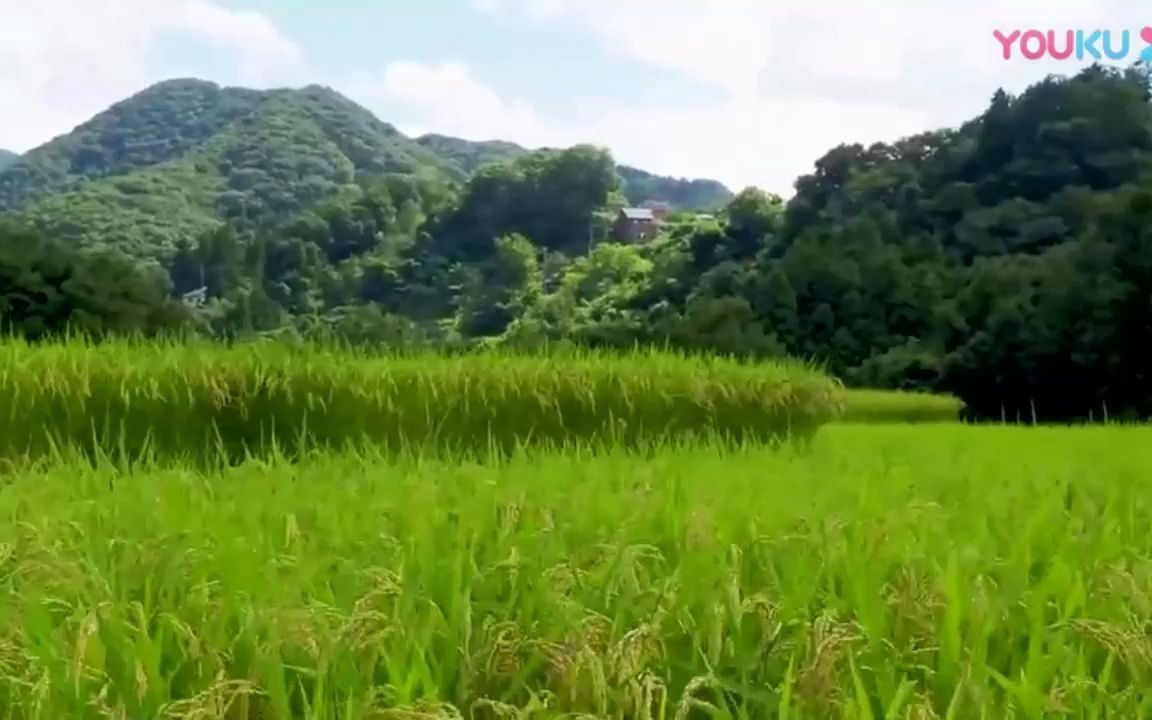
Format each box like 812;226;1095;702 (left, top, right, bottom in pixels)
2;65;1151;421
414;134;525;177
0;150;16;171
414;133;733;209
0;78;730;254
0;79;449;253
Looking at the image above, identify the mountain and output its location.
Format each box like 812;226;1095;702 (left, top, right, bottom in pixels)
0;150;16;171
615;166;733;210
0;79;459;254
0;79;732;255
415;134;525;177
415;133;734;209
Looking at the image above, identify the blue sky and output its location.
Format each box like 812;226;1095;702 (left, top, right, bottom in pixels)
231;0;711;109
1;0;1145;194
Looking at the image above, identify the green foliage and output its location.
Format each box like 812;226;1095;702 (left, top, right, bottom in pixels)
0;79;264;210
660;64;1152;421
0;81;465;256
415;133;525;178
500;242;657;349
617;163;734;209
416;133;735;210
0;149;17;171
424;144;618;261
14;161;223;254
0;80;457;214
0;221;189;339
294;304;454;349
724;186;783;241
0;80;731;258
456;233;541;337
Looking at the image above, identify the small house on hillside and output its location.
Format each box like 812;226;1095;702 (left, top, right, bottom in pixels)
181;286;208;308
613;207;657;243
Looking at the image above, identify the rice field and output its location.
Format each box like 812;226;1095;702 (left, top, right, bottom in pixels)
1;425;1150;718
0;339;842;465
840;389;964;424
0;339;1144;717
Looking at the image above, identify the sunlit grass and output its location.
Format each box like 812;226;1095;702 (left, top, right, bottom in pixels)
842;389;964;424
1;425;1149;718
0;338;843;465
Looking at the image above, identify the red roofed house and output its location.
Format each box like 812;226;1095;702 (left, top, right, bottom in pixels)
612;207;658;243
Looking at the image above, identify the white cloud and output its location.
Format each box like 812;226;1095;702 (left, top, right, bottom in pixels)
571;98;932;193
341;59;931;194
475;0;1134;96
3;0;1147;197
0;0;302;152
170;0;303;70
344;61;553;147
469;0;1145;193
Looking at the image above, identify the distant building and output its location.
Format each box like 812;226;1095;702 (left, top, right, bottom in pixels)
613;207;658;242
181;286;208;308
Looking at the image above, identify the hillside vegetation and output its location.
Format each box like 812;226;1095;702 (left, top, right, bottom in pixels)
1;66;1151;421
415;132;733;209
616;164;732;209
0;79;730;255
0;81;457;253
0;149;16;171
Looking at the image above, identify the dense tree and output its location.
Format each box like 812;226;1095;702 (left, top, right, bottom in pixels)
426;145;618;261
724;187;783;246
0;80;729;256
416;133;734;209
0;222;189;339
457;234;541;337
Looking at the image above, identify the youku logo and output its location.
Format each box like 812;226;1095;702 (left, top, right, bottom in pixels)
994;27;1152;62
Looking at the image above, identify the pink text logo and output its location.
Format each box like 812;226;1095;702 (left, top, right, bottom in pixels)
994;27;1152;62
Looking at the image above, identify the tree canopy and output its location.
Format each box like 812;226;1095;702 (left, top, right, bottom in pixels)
0;80;729;257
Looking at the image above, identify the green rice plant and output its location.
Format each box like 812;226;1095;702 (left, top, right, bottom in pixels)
0;425;1149;718
842;389;965;424
0;337;844;465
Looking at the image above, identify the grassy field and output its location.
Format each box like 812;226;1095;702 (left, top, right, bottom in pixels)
0;340;842;465
841;389;964;424
0;339;1136;717
2;424;1149;718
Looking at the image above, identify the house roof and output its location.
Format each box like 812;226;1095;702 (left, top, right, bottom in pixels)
620;207;655;220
